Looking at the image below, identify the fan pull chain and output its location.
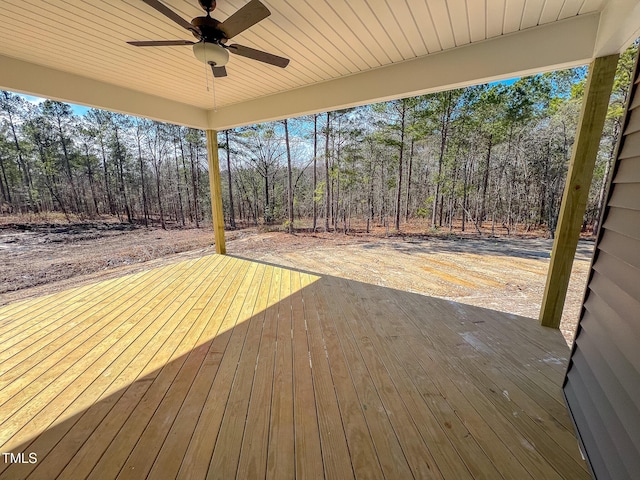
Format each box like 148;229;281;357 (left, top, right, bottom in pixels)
212;76;218;112
204;46;211;92
202;48;217;111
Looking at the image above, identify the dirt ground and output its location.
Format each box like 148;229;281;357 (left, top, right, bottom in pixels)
0;220;593;346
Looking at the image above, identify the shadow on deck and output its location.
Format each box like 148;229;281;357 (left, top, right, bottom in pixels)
0;254;589;479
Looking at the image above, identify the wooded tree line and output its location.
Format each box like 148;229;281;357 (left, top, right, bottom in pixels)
0;44;636;235
0;95;209;227
222;45;635;236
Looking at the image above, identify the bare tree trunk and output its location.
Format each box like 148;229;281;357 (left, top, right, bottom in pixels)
178;135;193;224
155;167;165;229
334;145;340;230
0;154;12;204
84;143;99;216
34;141;69;219
538;140;550;226
432;92;453;228
479;134;492;228
367;158;375;233
284;119;294;233
395;102;406;231
380;158;387;225
98;133;115;216
448;159;459;231
55;113;81;214
313;114;318;232
405;138;414;223
113;125;132;223
225;130;236;228
136;136;149;226
4;94;36;212
189;140;200;228
325;112;331;232
148;124;164;229
173;141;185;226
264;165;270;223
505;127;515;234
461;154;470;232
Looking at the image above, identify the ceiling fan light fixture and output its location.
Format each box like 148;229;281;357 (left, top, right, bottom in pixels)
128;0;289;76
193;42;229;66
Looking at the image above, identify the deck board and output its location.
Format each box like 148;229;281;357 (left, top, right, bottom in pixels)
320;275;419;479
0;257;220;479
0;254;590;479
342;277;477;480
236;266;282;480
0;258;214;457
266;267;296;480
300;272;355;480
322;274;442;479
208;264;271;480
176;259;257;480
308;273;384;480
291;271;324;480
57;255;230;480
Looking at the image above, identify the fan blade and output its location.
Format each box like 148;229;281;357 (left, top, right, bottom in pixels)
142;0;198;33
128;40;195;46
228;44;289;68
210;64;228;77
219;0;270;39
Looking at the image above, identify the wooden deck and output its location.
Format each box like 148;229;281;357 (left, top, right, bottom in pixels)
0;254;589;479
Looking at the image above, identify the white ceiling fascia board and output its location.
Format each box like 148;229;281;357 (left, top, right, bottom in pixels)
0;54;209;129
594;0;640;56
207;13;600;130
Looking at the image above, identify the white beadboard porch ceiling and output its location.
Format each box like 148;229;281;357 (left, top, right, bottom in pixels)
0;0;638;129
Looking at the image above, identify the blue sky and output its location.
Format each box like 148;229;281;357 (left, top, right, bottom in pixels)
18;93;91;115
15;77;521;119
490;78;518;86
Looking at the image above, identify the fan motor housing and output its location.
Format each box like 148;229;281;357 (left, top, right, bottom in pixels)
192;16;225;41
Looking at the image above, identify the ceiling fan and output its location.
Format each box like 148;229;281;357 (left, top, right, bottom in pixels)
127;0;290;77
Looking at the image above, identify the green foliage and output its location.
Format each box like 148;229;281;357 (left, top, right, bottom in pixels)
416;197;434;218
416;207;430;218
314;181;325;202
